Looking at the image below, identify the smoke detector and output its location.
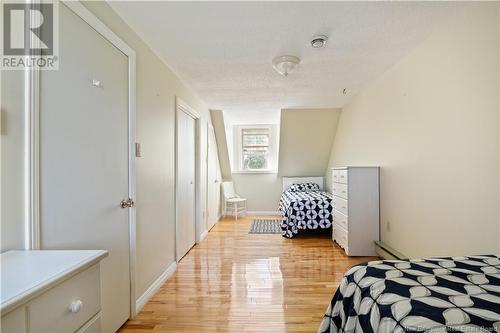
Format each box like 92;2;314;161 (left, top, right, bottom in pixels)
310;35;328;48
272;55;300;77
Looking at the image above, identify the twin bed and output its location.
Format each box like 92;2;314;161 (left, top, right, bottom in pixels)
278;177;333;238
277;177;500;332
318;255;500;332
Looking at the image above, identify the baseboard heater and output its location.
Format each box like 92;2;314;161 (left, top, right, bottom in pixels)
375;241;408;260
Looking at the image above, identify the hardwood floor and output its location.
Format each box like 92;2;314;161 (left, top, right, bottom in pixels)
119;216;377;332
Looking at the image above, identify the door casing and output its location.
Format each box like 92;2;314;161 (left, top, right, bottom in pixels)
24;0;138;317
175;97;202;261
207;124;220;231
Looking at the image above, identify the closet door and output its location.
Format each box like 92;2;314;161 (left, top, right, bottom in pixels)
39;4;131;332
207;125;220;230
176;110;196;261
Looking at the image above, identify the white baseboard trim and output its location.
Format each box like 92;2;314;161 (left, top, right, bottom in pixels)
247;211;280;216
135;261;177;314
198;230;208;243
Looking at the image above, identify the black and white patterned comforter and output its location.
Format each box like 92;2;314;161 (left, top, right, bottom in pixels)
278;189;333;238
318;255;500;333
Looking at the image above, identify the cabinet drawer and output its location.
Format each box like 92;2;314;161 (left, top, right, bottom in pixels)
333;169;348;184
332;182;348;199
77;315;101;333
1;307;26;333
333;209;348;231
332;196;348;216
334;225;348;250
29;264;100;333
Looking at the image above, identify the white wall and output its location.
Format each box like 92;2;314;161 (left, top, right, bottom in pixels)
0;71;26;252
231;173;282;212
279;108;340;181
327;4;500;257
77;2;218;302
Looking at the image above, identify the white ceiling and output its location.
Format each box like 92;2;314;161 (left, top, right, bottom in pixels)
109;1;462;114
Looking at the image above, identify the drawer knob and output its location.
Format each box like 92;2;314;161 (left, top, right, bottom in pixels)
69;300;83;313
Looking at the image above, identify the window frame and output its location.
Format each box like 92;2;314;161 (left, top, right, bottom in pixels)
233;124;278;174
240;127;271;171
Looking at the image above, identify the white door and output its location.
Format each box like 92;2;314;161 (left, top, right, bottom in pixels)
176;110;196;261
39;4;131;333
207;125;220;230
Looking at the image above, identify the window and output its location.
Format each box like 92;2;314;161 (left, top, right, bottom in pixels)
241;128;270;170
232;125;278;173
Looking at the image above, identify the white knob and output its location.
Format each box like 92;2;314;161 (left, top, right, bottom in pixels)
69;300;83;313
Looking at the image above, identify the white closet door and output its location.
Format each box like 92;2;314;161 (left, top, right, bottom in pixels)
207;125;220;230
39;4;130;332
176;110;196;261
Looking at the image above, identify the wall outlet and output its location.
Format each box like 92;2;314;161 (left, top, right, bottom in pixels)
386;221;391;232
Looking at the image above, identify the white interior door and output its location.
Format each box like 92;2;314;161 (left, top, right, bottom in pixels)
39;4;131;332
207;125;220;230
176;110;196;261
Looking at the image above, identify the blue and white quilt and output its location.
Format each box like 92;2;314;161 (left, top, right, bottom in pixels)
278;183;333;238
318;255;500;333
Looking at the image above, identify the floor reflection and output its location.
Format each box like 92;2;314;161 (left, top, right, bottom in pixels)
119;216;376;332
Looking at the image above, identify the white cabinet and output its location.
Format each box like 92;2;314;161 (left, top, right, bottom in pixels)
331;167;380;256
1;250;107;333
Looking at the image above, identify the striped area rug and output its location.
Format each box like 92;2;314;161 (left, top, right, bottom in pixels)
249;219;282;234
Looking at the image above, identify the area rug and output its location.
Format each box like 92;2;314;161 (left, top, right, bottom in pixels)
249;219;282;234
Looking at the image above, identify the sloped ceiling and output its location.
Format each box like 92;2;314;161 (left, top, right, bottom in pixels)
278;108;341;176
210;110;231;180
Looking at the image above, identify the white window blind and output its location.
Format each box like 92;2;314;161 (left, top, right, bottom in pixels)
241;127;270;170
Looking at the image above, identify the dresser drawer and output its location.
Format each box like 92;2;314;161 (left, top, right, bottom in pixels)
332;182;348;199
334;225;348;250
1;306;26;333
333;209;348;231
332;196;348;216
29;264;100;333
333;169;348;184
77;315;101;333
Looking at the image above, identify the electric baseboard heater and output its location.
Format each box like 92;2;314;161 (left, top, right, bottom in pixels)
375;241;408;260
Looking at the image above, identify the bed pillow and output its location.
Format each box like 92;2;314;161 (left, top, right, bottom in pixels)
288;182;320;192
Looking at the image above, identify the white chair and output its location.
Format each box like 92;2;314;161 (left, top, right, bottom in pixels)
222;181;247;220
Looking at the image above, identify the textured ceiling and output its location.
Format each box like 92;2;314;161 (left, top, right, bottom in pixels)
109;1;462;114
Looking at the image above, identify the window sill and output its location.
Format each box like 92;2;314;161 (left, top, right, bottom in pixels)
232;170;278;175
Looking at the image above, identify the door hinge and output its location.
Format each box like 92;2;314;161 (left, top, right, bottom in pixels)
135;142;142;157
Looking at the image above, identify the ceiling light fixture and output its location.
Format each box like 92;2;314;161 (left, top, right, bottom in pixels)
310;35;328;48
272;55;300;77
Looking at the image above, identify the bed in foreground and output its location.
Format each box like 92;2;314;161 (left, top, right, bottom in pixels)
318;255;500;333
279;177;333;238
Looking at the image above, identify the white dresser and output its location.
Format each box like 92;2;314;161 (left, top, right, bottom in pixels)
331;167;380;256
1;250;108;333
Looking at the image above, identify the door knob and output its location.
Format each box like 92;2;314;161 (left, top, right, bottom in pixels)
120;198;135;208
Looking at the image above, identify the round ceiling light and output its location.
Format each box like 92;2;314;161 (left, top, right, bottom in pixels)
272;55;300;77
311;35;328;48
